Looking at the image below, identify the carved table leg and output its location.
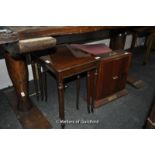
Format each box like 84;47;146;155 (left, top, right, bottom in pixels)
57;81;65;129
4;52;33;111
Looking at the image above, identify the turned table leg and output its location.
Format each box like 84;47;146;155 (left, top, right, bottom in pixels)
87;72;91;113
91;69;98;113
4;52;33;111
76;75;80;110
57;81;65;129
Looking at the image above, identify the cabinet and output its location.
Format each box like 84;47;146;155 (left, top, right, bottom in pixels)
69;44;132;108
90;51;132;107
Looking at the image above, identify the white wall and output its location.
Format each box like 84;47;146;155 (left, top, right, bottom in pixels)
0;35;145;89
85;39;110;47
0;61;33;89
0;59;12;88
124;34;132;50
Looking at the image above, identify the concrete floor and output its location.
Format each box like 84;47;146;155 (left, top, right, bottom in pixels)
0;47;155;129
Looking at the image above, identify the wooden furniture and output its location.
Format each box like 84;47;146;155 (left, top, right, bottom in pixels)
110;31;127;50
0;26;129;112
145;93;155;129
131;27;151;50
70;44;132;107
33;45;99;128
108;28;147;89
129;27;155;65
143;32;155;65
93;51;132;107
2;26;154;129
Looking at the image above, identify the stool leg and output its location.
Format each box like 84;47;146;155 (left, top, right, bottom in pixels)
42;68;48;102
38;65;44;101
57;81;65;129
31;63;40;101
87;72;91;113
91;69;98;113
76;75;80;110
131;33;138;50
143;40;152;65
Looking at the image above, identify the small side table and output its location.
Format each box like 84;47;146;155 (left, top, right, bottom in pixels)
33;45;99;128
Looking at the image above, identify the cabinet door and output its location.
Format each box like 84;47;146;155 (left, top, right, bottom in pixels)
111;56;129;94
96;60;113;99
96;55;130;100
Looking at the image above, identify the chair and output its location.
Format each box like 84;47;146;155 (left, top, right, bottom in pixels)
143;32;155;64
31;45;99;128
131;27;151;50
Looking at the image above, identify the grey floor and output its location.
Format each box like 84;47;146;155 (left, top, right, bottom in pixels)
0;47;155;129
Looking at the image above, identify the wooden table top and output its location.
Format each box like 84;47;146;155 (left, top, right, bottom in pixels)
38;45;98;72
0;26;126;44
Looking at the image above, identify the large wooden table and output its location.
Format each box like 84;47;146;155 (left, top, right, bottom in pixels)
0;26;130;112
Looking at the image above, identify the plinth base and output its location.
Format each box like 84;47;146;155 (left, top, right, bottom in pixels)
94;89;128;108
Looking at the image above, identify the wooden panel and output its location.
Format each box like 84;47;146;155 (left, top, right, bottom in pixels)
90;51;132;107
96;60;113;99
112;56;129;93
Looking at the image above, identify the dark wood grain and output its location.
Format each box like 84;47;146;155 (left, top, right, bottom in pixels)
89;51;132;107
0;26;126;44
36;45;99;128
4;52;32;111
0;26;132;114
10;26;124;40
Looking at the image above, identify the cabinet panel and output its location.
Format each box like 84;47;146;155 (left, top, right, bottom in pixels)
90;52;132;107
96;60;113;99
112;56;129;93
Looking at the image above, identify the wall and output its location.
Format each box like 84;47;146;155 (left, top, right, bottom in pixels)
0;61;33;89
0;34;145;89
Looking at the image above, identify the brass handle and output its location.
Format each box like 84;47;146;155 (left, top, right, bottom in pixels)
113;76;118;80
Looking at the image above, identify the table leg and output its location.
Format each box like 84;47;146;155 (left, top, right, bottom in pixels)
91;69;98;113
131;33;138;50
110;31;126;50
37;64;44;101
31;62;40;101
57;81;65;129
87;72;91;113
43;69;48;102
76;75;80;110
4;52;32;111
143;40;152;65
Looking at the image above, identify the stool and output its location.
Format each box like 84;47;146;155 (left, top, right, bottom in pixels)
32;45;99;128
131;27;152;50
70;43;132;107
